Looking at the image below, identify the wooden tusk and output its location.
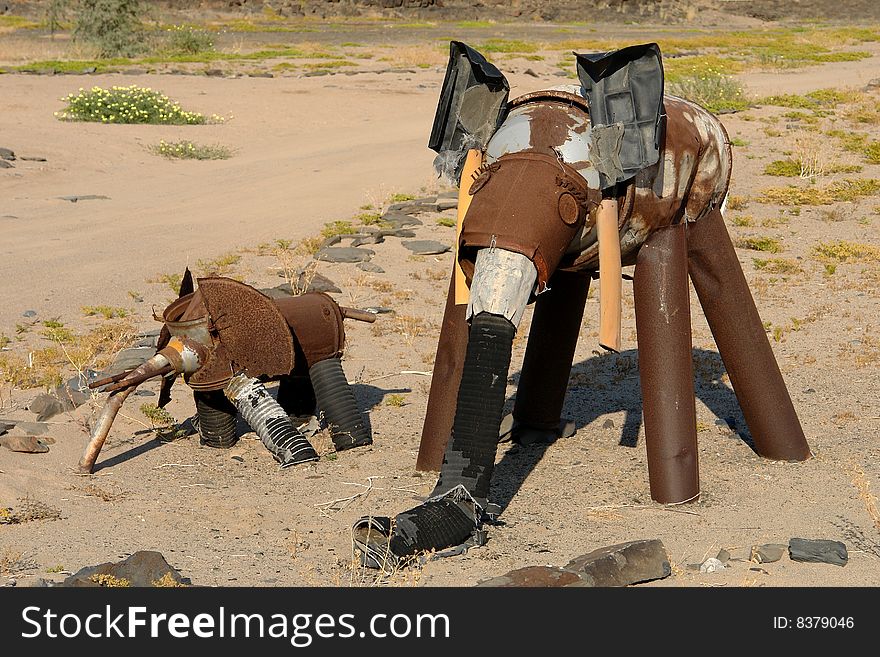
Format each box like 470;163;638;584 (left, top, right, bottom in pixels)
454;149;483;306
597;198;622;353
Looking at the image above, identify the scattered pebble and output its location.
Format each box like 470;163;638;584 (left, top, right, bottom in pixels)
356;262;385;274
700;557;726;573
602;418;615;429
22;309;37;317
752;543;786;564
524;68;540;77
1;434;49;454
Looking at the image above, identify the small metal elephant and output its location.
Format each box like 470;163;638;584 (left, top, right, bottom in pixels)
78;271;373;473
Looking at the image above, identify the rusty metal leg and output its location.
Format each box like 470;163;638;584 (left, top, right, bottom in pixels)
634;222;700;504
513;270;590;436
687;209;810;461
416;270;469;472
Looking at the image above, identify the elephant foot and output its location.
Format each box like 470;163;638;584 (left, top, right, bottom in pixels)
499;413;576;445
352;485;486;571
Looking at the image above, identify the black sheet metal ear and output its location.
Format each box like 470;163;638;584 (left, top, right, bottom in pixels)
428;41;510;158
576;42;665;189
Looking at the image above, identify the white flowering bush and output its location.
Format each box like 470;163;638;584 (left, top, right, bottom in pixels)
55;85;224;125
150;140;232;160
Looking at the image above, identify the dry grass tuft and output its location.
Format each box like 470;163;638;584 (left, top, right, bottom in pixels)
850;464;880;531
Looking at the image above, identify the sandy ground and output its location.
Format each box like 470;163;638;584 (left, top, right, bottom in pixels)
1;25;879;588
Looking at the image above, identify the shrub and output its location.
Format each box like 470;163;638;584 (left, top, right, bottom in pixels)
151;140;232;160
667;73;749;114
738;236;783;253
164;25;214;55
56;85;220;124
73;0;147;58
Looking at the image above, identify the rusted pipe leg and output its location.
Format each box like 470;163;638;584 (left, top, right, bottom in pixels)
77;388;135;474
687;209;810;461
416;271;469;471
512;270;590;442
634;222;700;504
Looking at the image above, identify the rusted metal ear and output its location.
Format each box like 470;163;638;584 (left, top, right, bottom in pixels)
156;267;195;407
197;277;295;379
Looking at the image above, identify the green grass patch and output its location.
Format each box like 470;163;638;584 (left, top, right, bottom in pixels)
82;306;129;319
477;39;539;54
764;160;802;177
437;217;456;228
196;253;241;276
761;88;861;110
752;257;803;274
321;221;357;239
667;71;748;114
56;85;222;125
738;236;783;253
811;240;880;263
759;179;880;205
150;140;233;160
0;15;40;29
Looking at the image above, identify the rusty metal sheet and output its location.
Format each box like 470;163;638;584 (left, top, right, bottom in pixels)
197;277;295;379
274;292;344;368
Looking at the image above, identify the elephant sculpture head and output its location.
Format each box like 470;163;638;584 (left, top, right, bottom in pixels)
78;270;373;474
353;41;811;570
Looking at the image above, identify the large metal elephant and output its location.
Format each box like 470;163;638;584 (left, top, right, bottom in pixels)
353;42;810;569
78;272;373;473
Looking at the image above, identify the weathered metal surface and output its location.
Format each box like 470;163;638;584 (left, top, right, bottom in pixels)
274;292;344;368
466;249;536;327
198;277;295;379
634;222;700;504
687;209;810;461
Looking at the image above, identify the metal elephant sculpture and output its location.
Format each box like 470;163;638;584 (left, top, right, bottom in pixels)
353;41;811;569
78;271;373;473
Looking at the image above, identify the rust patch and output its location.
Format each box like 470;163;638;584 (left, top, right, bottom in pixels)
274;292;345;368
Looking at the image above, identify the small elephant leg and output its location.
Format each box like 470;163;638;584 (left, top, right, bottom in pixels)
687;208;810;461
309;357;372;450
512;269;590;443
416;270;470;471
634;222;700;504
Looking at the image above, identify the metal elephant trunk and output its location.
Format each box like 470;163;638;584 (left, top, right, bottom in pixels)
77;274;372;474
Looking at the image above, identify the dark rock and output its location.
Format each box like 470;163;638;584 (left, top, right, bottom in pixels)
20;156;47;162
716;548;730;563
387;201;438;215
864;77;880;90
321;234;343;248
272;270;341;294
0;160;13;168
0;420;13;436
63;551;189;587
720;546;751;562
523;68;539;77
349;233;385;247
789;538;848;566
22;309;37;317
362;306;392;314
402;240;450;256
380;211;423;228
553;70;570;77
0;147;15;160
602;418;615;429
1;434;49;453
248;72;274;78
564;539;671;586
751;544;786;564
105;346;156;376
357;262;385;274
134;389;156;396
476;565;581;587
205;69;225;77
57;195;110;203
380;228;417;239
314;247;374;263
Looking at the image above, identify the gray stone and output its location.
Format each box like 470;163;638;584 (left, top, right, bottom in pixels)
751;544;786;564
22;309;37;317
134;389;156;397
205;69;225;77
602;418;615;429
0;420;13;435
362;306;392;314
248;72;274;78
314;247;374;263
523;68;539;78
716;548;730;563
57;195;110;203
357;262;385;274
271;270;341;294
105;346;156;376
321;235;343;248
81;66;97;74
436;198;458;211
1;434;49;453
20;156;47;162
789;538;848;566
381;211;423;228
349;233;385;247
699;557;726;573
28;393;65;421
402;240;451;256
0;160;13;168
0;147;15;160
380;228;417;239
63;551;189;587
864;77;880;90
476;565;582;587
564;539;671;586
13;421;49;436
553;70;570;77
